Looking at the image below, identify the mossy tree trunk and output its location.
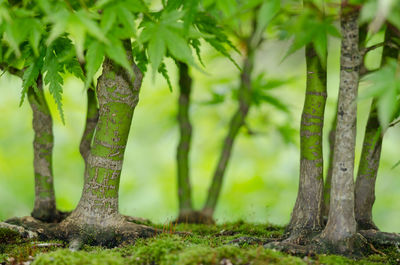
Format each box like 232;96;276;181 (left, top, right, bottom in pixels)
176;62;194;218
354;103;382;230
286;44;327;239
354;28;399;230
202;29;255;219
59;41;154;246
319;7;360;252
28;77;58;222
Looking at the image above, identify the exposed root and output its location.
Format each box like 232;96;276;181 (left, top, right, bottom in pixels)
265;241;314;256
265;232;371;258
5;216;56;240
0;221;38;239
281;228;321;246
123;215;153;225
175;210;215;225
359;229;400;246
228;236;269;246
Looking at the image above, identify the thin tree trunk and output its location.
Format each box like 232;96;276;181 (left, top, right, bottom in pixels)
28;78;58;222
354;28;398;230
354;103;382;230
202;33;255;218
176;62;195;219
59;41;153;245
79;88;99;163
323;25;367;219
319;7;360;250
322;113;336;219
286;44;327;238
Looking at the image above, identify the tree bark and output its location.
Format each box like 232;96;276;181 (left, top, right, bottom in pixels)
176;62;194;215
319;7;360;250
28;78;58;222
354;28;398;230
286;44;327;237
202;33;255;218
58;41;154;245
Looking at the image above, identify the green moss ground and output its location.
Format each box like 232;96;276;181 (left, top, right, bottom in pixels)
1;222;399;264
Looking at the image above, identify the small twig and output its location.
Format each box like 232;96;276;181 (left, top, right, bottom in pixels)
31;242;63;247
361;41;400;56
389;118;400;128
0;63;24;78
361;42;386;56
369;243;387;256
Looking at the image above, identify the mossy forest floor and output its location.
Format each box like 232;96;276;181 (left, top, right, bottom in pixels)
1;221;399;265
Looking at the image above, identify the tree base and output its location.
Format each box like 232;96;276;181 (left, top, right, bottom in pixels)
175;210;215;224
56;213;157;248
4;214;157;248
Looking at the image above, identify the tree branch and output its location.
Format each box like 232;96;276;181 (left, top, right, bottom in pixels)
0;63;23;78
361;41;400;56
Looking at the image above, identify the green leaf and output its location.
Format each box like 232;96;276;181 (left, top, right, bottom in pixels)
117;5;136;37
66;15;85;61
190;38;204;66
20;58;42;106
148;31;166;75
158;62;172;91
166;0;183;10
256;0;280;33
182;0;197;34
205;38;240;70
392;159;400;169
28;19;43;57
85;41;104;89
43;48;65;123
163;28;195;66
377;83;397;130
216;0;237;17
100;7;117;33
361;59;400;129
133;44;148;74
65;57;84;81
46;10;69;45
312;32;327;67
259;94;290;113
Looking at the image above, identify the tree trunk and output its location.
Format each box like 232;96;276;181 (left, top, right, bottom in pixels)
28;78;58;222
354;104;382;230
79;88;99;163
319;7;360;251
286;44;327;238
59;41;154;245
354;28;398;230
322;113;336;219
176;62;194;216
323;24;367;220
202;36;254;218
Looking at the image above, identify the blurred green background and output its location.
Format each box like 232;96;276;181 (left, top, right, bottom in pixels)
0;35;399;232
